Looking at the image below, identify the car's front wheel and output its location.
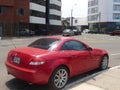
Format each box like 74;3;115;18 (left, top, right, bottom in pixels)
49;66;69;90
99;55;109;70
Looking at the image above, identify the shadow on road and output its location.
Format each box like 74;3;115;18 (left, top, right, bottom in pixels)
5;79;49;90
5;69;107;90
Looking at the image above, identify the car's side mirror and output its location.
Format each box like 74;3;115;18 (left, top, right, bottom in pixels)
87;47;93;51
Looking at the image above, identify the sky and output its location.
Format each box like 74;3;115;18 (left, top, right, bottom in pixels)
61;0;88;18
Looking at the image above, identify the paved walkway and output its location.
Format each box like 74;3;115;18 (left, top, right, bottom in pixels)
68;66;120;90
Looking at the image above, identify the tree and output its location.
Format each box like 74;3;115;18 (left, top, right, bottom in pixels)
62;19;70;27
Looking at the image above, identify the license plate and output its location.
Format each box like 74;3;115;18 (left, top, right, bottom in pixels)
13;57;21;64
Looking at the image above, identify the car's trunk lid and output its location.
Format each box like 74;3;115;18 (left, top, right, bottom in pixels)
7;47;49;68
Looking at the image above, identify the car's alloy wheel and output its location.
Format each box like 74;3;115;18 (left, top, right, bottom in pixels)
49;66;68;90
100;55;108;70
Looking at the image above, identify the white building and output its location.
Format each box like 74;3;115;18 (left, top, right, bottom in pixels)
88;0;120;32
30;0;61;34
72;17;88;30
73;17;88;26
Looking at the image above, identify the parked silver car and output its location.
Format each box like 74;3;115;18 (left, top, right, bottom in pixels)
62;29;74;36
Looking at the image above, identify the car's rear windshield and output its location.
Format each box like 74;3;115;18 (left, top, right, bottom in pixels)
28;38;60;50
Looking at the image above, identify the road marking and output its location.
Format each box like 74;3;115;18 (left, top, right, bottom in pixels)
110;53;120;56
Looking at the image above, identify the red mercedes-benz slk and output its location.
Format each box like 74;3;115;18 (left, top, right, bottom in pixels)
5;36;109;89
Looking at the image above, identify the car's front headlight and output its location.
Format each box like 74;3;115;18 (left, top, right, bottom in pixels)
29;57;45;65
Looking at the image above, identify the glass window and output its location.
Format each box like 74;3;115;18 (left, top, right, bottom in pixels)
88;0;98;7
113;13;120;20
28;38;60;50
30;10;46;18
114;0;120;2
0;7;7;14
61;40;87;51
17;8;26;16
30;0;46;6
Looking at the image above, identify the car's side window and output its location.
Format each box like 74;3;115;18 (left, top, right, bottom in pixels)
61;40;87;50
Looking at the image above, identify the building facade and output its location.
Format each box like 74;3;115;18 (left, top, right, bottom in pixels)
72;17;88;31
0;0;61;37
88;0;120;33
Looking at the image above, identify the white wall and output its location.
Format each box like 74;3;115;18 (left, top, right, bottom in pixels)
73;17;88;26
88;0;120;23
30;16;45;24
50;20;61;25
50;0;61;6
30;2;45;12
50;9;61;16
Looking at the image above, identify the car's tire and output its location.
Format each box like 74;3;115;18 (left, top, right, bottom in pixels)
99;55;109;70
48;66;69;90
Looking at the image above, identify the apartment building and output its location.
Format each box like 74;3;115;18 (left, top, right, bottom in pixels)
0;0;61;36
88;0;120;33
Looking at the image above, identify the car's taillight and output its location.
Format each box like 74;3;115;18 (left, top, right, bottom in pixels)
29;57;45;66
29;61;45;65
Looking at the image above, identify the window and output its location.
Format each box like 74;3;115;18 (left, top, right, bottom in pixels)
114;0;120;2
17;8;26;16
88;0;98;7
75;20;78;23
50;15;61;20
0;7;7;14
28;38;60;50
113;5;120;11
30;10;46;18
88;15;98;21
50;4;61;11
91;7;98;13
113;13;120;20
61;40;87;51
30;0;46;6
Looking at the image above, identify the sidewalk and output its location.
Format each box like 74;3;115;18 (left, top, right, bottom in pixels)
68;66;120;90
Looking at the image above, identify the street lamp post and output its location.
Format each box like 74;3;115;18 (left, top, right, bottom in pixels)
71;4;77;30
98;12;101;33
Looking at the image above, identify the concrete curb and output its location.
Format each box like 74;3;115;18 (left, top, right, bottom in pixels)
64;65;120;90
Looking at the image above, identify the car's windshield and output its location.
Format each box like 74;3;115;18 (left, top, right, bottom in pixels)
28;38;60;50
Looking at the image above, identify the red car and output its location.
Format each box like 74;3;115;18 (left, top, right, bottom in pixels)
5;36;109;89
109;30;120;36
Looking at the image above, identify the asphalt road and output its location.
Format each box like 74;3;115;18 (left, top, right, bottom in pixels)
0;34;120;90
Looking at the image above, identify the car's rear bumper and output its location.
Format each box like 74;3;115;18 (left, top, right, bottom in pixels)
5;61;50;84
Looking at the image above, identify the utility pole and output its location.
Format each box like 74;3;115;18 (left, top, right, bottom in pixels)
98;12;101;33
71;4;77;30
45;0;50;35
71;9;73;29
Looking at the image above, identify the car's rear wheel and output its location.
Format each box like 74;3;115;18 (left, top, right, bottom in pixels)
49;66;69;90
99;55;109;70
